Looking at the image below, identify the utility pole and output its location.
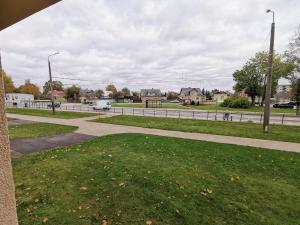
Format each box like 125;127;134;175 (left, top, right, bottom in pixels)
0;50;19;225
263;9;275;132
48;52;59;114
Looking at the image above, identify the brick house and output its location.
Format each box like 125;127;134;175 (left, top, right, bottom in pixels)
179;88;205;104
140;89;162;107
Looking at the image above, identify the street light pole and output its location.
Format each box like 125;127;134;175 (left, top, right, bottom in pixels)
48;52;59;114
263;9;275;132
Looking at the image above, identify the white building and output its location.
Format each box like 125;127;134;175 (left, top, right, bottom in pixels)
103;91;113;98
5;93;34;106
275;84;292;102
276;84;291;93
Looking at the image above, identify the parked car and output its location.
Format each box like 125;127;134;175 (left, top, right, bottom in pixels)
47;102;61;108
93;100;111;110
273;102;294;109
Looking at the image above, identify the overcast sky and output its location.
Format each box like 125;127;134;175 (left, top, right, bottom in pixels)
0;0;299;92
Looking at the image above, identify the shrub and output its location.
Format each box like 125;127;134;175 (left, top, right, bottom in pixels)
221;98;231;107
220;96;250;109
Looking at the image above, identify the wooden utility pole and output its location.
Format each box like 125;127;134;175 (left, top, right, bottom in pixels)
0;51;19;225
263;10;275;132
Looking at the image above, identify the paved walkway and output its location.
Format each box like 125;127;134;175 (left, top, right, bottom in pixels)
7;113;300;153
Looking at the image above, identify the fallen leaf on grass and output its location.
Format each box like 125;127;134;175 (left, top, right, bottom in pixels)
118;182;125;187
146;220;152;225
80;186;88;191
102;219;108;225
201;188;213;196
43;217;48;223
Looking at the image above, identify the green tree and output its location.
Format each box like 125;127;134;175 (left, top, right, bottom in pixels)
167;91;179;100
17;80;41;99
65;85;80;102
106;84;117;94
114;91;124;99
233;51;292;105
284;25;300;115
43;80;63;95
95;89;104;98
2;70;15;93
121;87;130;96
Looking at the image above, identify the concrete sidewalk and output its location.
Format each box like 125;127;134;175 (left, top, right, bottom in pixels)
7;113;300;153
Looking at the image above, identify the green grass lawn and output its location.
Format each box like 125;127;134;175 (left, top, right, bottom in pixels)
93;115;300;143
9;123;78;139
13;134;300;225
189;104;296;114
6;108;96;119
112;103;296;114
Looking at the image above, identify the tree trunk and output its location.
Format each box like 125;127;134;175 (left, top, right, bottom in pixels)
0;69;19;225
260;94;265;107
296;96;300;116
251;96;255;106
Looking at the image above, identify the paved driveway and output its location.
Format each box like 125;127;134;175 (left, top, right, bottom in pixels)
10;133;95;158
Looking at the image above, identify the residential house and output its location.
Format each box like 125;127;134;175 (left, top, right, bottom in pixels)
274;84;292;102
179;88;205;104
79;89;97;103
47;90;65;102
140;89;162;107
213;91;229;103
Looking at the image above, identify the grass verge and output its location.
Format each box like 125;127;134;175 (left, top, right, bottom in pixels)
113;103;296;114
6;108;96;119
13;133;300;225
189;104;296;114
92;115;300;143
9;123;78;139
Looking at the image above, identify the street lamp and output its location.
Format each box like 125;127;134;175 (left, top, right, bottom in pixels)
266;9;274;23
263;9;275;132
48;52;59;114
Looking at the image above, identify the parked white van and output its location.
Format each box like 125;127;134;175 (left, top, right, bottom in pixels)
93;100;112;110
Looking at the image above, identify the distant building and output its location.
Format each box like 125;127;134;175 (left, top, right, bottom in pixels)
179;88;205;104
47;90;65;101
79;89;97;103
274;84;292;102
238;89;262;104
103;91;113;99
213;91;229;103
5;93;34;106
140;89;162;107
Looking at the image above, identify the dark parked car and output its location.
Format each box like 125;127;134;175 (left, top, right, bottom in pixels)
47;102;61;108
273;102;294;109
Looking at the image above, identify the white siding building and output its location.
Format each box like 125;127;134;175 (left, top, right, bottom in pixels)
5;93;34;105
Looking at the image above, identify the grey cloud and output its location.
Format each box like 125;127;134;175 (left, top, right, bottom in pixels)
0;0;299;92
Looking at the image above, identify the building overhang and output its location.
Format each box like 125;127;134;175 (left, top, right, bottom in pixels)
0;0;61;31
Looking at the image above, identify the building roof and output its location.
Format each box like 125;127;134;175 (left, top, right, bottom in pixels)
214;91;228;95
140;89;161;97
180;88;204;97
